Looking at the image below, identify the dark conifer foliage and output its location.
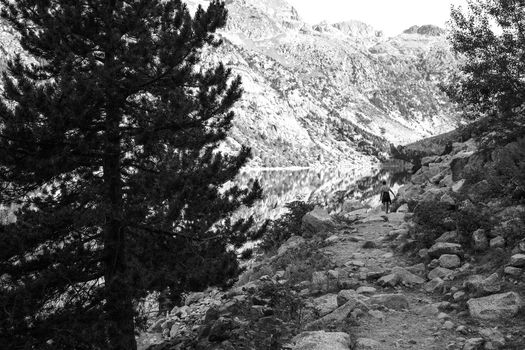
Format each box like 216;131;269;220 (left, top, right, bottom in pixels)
446;0;525;143
0;1;261;349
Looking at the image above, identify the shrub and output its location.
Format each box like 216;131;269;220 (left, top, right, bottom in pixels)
272;241;332;284
412;200;455;248
256;201;315;253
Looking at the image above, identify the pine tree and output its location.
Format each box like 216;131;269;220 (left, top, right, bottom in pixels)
0;1;261;349
446;0;525;144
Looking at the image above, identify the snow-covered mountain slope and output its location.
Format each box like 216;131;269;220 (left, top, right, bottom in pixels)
0;1;459;168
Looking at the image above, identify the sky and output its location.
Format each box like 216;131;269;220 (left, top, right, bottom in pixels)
287;0;468;37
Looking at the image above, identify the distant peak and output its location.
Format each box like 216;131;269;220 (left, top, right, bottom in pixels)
403;25;445;36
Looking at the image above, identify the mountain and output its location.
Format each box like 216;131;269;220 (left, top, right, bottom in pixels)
191;0;459;167
0;1;459;168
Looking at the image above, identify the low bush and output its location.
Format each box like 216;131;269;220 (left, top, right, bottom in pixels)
255;201;315;254
272;240;332;285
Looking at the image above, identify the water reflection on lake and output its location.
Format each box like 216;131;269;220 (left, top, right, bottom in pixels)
235;160;412;225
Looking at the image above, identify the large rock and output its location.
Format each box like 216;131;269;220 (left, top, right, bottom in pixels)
290;331;352;350
313;294;339;317
472;229;488;251
450;151;474;181
462;338;484;350
467;292;523;320
464;274;501;297
428;267;454;280
302;207;335;235
428;242;463;258
439;254;461;269
337;290;359;307
489;236;505;249
510;254;525;267
370;294;409;311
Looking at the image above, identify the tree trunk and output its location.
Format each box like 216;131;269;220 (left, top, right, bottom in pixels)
103;106;137;350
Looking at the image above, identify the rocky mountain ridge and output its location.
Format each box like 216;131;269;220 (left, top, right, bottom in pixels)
193;0;460;167
0;1;460;167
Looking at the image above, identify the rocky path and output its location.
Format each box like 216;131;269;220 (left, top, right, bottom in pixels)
317;209;468;350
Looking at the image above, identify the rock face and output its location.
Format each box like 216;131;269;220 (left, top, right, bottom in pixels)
290;331;352;350
467;292;523;320
170;1;458;167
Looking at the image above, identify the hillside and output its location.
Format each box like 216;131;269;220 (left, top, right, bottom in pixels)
191;0;459;167
0;0;459;167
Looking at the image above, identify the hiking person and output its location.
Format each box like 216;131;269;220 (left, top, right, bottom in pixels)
380;180;395;214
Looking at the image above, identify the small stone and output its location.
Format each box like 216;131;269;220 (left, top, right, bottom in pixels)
509;254;525;267
428;259;440;269
325;235;340;243
453;291;466;301
437;312;450;320
368;310;384;319
504;266;522;277
428;242;463;258
345;260;365;267
439;254;461;269
443;320;455;330
456;325;468;334
418;248;430;260
489;236;505;249
356;286;377;295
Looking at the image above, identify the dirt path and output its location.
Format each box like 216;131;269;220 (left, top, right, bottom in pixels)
322;208;465;350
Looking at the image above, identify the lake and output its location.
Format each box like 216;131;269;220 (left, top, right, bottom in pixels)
235;160;412;226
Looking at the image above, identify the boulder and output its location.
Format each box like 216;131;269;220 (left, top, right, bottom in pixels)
489;236;505;249
472;229;488;251
439;254;461;269
369;294;409;311
510;254;525;267
428;242;463;258
302;207;335;235
450;151;474;181
424;278;445;294
290;331;352;350
428;267;454;280
313;294;339;317
464;274;501;297
467;292;523;320
422;156;440;166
